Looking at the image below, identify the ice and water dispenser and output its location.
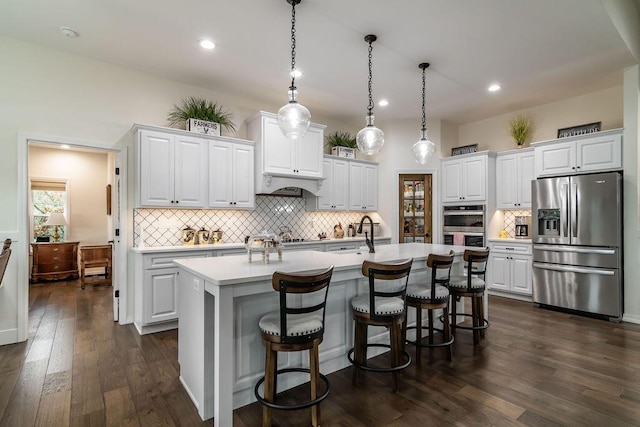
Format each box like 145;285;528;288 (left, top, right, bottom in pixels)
537;209;561;237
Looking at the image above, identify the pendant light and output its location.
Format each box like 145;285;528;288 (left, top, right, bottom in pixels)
356;34;384;155
277;0;311;140
412;62;436;164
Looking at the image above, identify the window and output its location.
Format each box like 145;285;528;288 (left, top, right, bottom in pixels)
31;179;68;242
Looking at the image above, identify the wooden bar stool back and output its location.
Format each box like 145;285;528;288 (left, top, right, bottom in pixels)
254;265;334;427
0;239;12;286
404;250;455;362
348;259;413;392
79;244;112;289
448;248;490;346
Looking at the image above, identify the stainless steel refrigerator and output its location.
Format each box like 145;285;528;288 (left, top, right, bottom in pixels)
532;172;623;320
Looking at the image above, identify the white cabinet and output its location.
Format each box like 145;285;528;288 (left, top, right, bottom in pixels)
349;160;378;211
496;149;535;209
134;250;210;334
246;112;326;195
534;130;622;177
487;241;532;296
208;139;255;209
441;152;493;204
137;129;208;208
308;156;349;211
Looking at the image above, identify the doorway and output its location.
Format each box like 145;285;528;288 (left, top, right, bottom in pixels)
15;133;128;344
399;174;433;243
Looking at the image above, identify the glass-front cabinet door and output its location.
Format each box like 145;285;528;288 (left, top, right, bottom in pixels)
399;174;432;243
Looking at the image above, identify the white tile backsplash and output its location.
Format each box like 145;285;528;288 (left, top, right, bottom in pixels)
503;209;531;238
133;195;381;247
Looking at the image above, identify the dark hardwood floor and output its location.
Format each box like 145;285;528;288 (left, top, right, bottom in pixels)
1;279;640;426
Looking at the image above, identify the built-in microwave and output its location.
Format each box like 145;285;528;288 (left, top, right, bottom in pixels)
443;205;485;247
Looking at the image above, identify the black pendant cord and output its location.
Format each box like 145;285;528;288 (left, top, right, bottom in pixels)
364;35;377;117
289;0;297;91
419;62;430;138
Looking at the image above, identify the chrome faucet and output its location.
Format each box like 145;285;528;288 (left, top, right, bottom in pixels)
357;215;375;253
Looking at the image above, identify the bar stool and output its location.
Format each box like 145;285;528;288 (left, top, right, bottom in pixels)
447;248;490;346
348;259;413;392
254;266;334;427
404;250;455;362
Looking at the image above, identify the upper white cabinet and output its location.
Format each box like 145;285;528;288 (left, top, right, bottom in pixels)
137;128;208;208
349;160;378;211
441;152;494;204
246;112;326;194
534;129;622;177
309;156;349;211
496;148;535;209
208;139;255;209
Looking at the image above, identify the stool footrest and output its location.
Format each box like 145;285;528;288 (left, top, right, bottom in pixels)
405;325;454;348
254;367;330;411
347;344;411;373
441;313;490;331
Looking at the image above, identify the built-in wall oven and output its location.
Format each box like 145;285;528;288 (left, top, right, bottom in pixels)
442;205;486;247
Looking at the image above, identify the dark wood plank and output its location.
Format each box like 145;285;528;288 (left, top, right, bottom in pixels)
35;390;71;426
103;387;140;427
0;359;48;427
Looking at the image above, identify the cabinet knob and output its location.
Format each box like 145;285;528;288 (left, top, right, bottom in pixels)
175;201;179;204
572;167;576;170
576;166;581;169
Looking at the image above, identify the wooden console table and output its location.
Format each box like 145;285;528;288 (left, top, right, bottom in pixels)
31;241;79;283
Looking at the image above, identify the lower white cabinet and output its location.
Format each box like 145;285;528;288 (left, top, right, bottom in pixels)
134;250;211;334
487;241;532;297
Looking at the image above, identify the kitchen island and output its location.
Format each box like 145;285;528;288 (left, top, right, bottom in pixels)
174;243;474;426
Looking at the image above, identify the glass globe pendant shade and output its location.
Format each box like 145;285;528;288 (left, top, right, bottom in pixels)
277;88;311;139
412;135;436;164
356;114;384;155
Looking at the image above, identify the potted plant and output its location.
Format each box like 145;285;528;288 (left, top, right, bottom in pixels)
325;131;357;158
167;96;236;135
509;115;532;148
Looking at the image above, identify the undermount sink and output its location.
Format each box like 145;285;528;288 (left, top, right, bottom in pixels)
331;247;368;255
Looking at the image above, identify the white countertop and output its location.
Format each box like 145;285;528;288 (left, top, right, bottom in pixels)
130;236;391;254
174;243;471;286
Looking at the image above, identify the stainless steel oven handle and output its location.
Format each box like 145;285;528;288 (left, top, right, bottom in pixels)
443;211;484;216
533;245;616;255
533;263;615;276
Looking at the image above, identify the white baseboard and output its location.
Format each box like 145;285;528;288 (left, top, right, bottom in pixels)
622;313;640;324
0;327;19;346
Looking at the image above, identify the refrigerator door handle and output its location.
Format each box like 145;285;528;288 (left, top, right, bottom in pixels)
571;183;578;238
533;245;616;255
561;184;569;238
533;263;616;276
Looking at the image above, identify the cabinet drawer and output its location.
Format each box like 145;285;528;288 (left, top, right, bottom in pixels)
144;251;210;269
490;243;532;255
37;262;75;273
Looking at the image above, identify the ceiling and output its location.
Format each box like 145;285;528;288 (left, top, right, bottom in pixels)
1;0;638;125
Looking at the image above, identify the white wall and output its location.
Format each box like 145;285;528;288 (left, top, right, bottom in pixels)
450;86;624;154
29;146;109;245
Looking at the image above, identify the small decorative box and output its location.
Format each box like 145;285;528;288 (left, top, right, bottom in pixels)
331;146;355;159
187;118;221;136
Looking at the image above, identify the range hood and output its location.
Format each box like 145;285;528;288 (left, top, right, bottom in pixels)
256;173;324;197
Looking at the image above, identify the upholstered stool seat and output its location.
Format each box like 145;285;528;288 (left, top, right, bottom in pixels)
403;251;455;362
348;259;413;392
254;266;334;427
447;248;490;346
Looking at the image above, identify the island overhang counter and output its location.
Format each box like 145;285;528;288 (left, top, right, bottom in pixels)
174;243;475;426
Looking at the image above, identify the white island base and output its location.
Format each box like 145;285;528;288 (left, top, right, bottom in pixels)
175;243;475;426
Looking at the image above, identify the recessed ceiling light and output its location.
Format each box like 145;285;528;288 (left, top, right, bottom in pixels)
488;83;501;92
199;39;216;50
290;69;302;78
60;144;71;150
378;99;389;107
60;26;79;38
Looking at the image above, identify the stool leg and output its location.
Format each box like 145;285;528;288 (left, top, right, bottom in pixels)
428;308;434;345
310;341;320;427
472;295;479;346
451;294;457;336
479;292;486;338
390;321;400;392
443;304;452;361
352;319;363;385
415;306;422;365
263;342;276;427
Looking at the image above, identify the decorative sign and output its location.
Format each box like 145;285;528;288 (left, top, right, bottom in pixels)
557;122;601;138
451;143;478;156
331;146;356;159
187;118;221;136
